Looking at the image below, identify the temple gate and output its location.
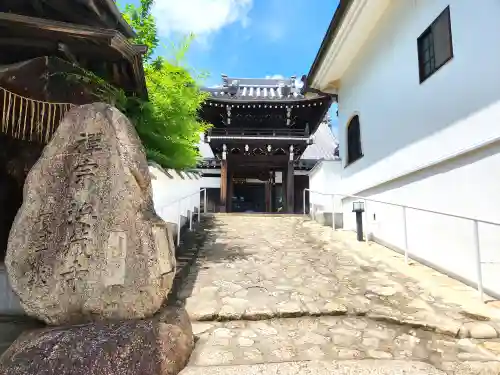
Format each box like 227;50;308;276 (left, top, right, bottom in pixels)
200;75;333;213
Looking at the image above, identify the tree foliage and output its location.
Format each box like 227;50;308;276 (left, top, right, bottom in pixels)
132;43;210;169
121;0;158;62
113;0;210;169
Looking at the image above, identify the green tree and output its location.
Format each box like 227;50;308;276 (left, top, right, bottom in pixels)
131;39;210;169
116;0;210;169
121;0;158;62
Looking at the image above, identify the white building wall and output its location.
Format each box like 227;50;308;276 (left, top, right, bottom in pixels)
200;176;221;189
149;165;202;225
0;265;22;314
309;160;343;213
335;0;500;295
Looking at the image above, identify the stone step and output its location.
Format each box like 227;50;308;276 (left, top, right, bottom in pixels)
0;317;45;356
188;317;500;368
179;359;481;375
0;342;12;357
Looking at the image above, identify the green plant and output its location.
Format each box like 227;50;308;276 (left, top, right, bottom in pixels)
132;48;211;169
121;0;158;62
122;0;211;169
64;48;210;169
64;0;211;169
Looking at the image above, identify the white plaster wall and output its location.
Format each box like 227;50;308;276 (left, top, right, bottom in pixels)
200;176;221;189
149;165;202;225
0;265;23;314
309;160;343;213
336;0;500;295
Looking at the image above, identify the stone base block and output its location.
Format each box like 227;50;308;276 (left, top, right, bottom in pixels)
0;316;44;357
0;306;193;375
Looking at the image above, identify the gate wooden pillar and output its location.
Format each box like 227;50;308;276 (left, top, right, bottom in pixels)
270;171;276;212
286;161;294;213
219;144;229;212
265;178;271;213
286;145;295;213
228;166;234;212
219;159;227;212
281;167;288;212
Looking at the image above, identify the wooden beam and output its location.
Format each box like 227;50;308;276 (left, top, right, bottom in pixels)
286;160;294;213
228;167;234;213
220;159;228;212
0;12;139;61
265;180;271;213
0;12;114;39
228;154;289;164
57;43;78;64
0;38;122;61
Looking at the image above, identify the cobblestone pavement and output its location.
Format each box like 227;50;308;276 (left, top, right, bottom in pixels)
178;215;500;374
190;317;500;370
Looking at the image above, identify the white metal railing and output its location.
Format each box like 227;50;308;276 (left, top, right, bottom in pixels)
157;188;207;246
303;188;500;302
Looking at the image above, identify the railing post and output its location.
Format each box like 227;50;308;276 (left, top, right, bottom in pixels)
402;206;409;264
331;194;336;230
189;195;193;231
363;199;369;242
472;219;484;302
203;188;207;214
176;200;181;246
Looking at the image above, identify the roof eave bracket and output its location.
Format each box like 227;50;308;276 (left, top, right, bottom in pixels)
300;75;338;100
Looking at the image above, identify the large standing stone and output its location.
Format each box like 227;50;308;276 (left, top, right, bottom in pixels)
0;306;194;375
5;103;176;325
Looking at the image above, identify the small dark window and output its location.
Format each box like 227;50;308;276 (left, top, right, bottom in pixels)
417;6;453;83
346;115;363;165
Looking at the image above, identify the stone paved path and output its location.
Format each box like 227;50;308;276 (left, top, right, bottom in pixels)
178;215;500;374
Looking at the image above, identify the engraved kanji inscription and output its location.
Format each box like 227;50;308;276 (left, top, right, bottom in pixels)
76;132;103;153
73;157;99;184
32;212;52;253
152;226;175;277
105;231;127;286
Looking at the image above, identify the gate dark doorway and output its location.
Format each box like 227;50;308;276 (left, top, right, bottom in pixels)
231;183;265;212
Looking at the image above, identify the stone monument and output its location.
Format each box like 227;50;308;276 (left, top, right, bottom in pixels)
5;103;176;325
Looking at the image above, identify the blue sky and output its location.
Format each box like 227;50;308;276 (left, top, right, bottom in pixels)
124;0;339;134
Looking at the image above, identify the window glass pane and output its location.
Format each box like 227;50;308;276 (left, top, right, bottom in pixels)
433;7;452;67
424;49;430;62
424;62;431;76
422;35;429;48
347;116;362;163
430;57;436;70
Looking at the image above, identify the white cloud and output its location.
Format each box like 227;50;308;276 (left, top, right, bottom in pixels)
265;74;284;79
152;0;253;39
262;22;285;42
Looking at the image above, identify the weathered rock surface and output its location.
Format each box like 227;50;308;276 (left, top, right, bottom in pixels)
5;103;176;325
0;306;193;375
0;316;45;357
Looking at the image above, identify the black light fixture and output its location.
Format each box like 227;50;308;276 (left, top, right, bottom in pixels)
352;201;365;242
352;201;365;213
